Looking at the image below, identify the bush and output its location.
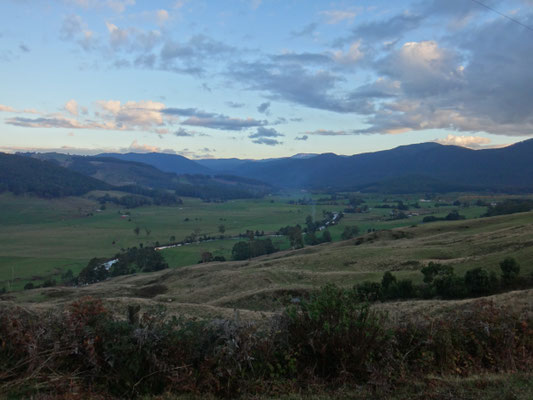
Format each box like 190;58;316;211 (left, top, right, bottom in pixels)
464;267;497;296
285;284;388;379
500;257;520;283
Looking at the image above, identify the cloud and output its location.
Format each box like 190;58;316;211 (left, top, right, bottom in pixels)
160;34;235;75
162;107;266;131
350;10;533;137
435;134;491;148
174;127;193;136
6;116;85;129
332;41;364;65
295;135;308;141
60;14;97;50
251;137;282;146
249;127;283;138
338;13;423;45
183;115;265;131
320;9;358;24
226;101;245;108
291;22;319;38
230;60;360;113
6;99;171;133
249;127;284;145
155;9;169;25
0;104;15;112
64;99;79;116
304;129;351;136
257;101;270;114
19;43;30;53
128;139;175;154
95;99;166;129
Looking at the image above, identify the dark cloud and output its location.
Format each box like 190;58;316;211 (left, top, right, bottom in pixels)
257;101;270;114
19;43;29;52
162;107;216;118
336;13;423;46
350;11;533;136
305;129;351;136
230;61;358;113
174;127;194;137
295;135;308;141
249;127;284;146
183;115;266;131
251;137;282;145
271;52;332;64
163;107;265;131
249;127;283;138
6;117;80;129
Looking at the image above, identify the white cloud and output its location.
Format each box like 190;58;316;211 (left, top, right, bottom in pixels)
128;139;175;153
436;134;491;148
64;99;79;116
95;99;166;129
0;104;15;112
332;41;364;65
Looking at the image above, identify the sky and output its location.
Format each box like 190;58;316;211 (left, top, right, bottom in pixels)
1;0;533;159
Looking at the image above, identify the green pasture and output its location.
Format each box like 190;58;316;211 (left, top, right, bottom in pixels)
0;190;504;292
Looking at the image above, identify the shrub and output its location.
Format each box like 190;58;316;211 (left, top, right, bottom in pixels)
285;284;388;379
500;257;520;283
464;267;494;296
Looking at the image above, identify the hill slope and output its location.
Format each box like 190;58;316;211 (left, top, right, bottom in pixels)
7;210;533;320
0;153;109;197
224;139;533;191
99;152;212;175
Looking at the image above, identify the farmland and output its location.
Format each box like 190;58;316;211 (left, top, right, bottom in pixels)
0;191;494;291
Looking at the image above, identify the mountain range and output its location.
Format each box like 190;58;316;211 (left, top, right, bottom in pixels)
100;138;533;192
5;138;533;197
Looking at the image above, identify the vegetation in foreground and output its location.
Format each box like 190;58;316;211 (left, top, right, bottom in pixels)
1;285;531;399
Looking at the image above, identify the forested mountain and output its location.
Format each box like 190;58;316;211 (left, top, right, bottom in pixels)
98;152;211;175
10;138;533;197
220;140;533;192
0;153;108;197
20;153;270;200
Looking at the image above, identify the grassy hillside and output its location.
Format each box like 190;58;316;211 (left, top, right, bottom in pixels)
0;191;495;291
5;210;533;320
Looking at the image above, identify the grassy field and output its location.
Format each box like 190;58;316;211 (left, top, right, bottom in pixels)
0;190;514;291
3;208;533;321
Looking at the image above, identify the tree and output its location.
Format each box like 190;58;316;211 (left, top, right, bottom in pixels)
78;258;109;285
232;241;250;260
133;226;140;236
381;271;396;290
321;229;332;243
201;251;213;263
500;257;520;283
218;224;226;234
341;226;359;240
288;226;304;249
464;267;491;296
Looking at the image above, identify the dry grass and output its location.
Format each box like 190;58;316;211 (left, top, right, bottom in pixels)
3;211;533;320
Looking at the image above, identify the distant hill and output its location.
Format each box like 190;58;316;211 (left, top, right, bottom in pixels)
22;153;271;200
28;153;182;189
220;140;533;192
98;152;211;175
0;153;108;197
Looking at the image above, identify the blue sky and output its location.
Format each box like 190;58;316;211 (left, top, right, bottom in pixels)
1;0;532;159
